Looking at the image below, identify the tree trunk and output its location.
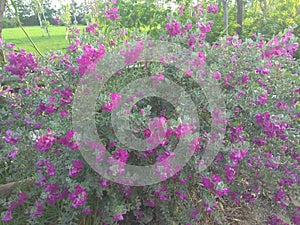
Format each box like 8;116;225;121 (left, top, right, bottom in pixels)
37;12;45;37
236;0;243;37
221;0;229;35
38;0;50;38
0;0;6;63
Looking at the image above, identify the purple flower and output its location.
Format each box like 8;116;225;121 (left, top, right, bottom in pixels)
112;211;126;221
241;74;250;83
69;160;84;177
58;130;80;151
6;50;38;80
34;129;56;152
102;92;122;112
120;41;144;65
175;123;196;138
104;7;119;20
178;5;184;15
202;177;214;190
216;188;229;197
68;185;88;208
230;125;245;143
2;129;19;145
256;94;268;105
17;192;29;205
112;148;130;163
36;160;56;176
82;208;93;215
211;174;221;183
274;188;288;209
30;200;44;218
165;19;181;36
224;165;236;182
77;44;105;76
291;213;300;225
1;211;13;222
266;214;284;225
207;3;219;14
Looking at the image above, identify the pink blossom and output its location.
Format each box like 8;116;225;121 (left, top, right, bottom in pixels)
30;200;44;218
6;49;38;80
102;92;122;112
165;19;181;36
104;7;119;20
212;71;221;80
178;5;185;15
120;41;144;65
77;44;105;76
69;160;84;177
68;185;88;208
34;129;56;152
207;3;219;14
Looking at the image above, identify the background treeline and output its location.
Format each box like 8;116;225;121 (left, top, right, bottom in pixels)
3;0;300;43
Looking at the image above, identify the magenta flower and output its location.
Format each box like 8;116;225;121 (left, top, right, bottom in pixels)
53;17;60;24
207;3;219;14
102;92;122;112
112;148;130;163
82;208;93;215
58;130;80;151
77;44;105;76
68;185;88;208
36;160;56;176
146;117;167;149
212;71;221;80
69;160;84;177
178;5;185;15
120;41;144;65
256;94;268;105
216;188;229;197
202;177;214;190
85;22;98;34
2;211;13;222
34;129;56;152
175;123;196;138
2;129;19;145
30;200;44;218
165;19;181;36
104;7;119;21
99;178;110;188
211;174;221;183
17;192;29;205
6;49;38;80
112;211;126;221
230;125;245;143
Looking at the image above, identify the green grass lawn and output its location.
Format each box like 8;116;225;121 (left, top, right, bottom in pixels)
2;25;85;54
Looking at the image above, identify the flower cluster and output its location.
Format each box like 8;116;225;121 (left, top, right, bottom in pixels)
102;92;122;112
165;19;181;37
0;1;299;224
207;3;219;14
104;7;119;21
77;44;105;76
5;49;38;80
68;185;88;209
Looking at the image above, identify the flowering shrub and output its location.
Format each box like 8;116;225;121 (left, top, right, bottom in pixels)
0;1;300;225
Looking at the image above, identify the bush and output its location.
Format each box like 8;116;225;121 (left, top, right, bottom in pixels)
2;18;17;28
0;1;299;224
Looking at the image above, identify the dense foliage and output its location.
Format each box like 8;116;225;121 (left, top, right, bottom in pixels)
0;1;300;224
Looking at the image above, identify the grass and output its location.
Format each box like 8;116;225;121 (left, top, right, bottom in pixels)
2;25;85;54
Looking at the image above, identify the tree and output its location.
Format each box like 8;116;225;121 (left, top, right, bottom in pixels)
32;0;50;37
0;0;6;63
0;0;5;39
221;0;229;35
236;0;243;37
